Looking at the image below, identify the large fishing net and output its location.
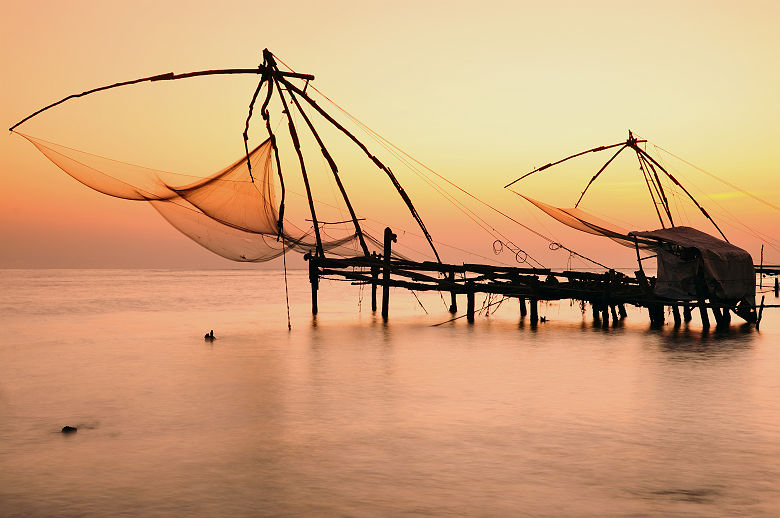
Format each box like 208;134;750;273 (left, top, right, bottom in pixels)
19;133;385;262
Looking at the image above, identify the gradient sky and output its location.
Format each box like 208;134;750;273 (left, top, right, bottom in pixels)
1;0;778;269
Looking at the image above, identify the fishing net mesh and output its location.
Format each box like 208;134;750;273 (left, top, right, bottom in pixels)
19;133;377;262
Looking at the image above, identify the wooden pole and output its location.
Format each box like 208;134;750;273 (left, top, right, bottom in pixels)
592;302;601;325
280;76;441;262
271;72;324;257
9;64;314;132
371;252;378;312
307;254;319;315
672;305;681;327
286;89;370;257
466;284;475;323
448;271;457;314
683;304;692;322
530;298;539;325
618;304;628;319
711;305;725;327
775;277;779;297
381;227;397;321
698;300;710;328
610;305;618;322
519;297;527;318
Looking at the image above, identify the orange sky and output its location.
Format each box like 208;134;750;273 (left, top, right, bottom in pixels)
1;1;778;268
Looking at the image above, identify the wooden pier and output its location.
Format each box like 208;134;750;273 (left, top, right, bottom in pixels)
306;228;771;328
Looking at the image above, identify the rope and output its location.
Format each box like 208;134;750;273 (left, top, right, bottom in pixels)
648;140;780;213
273;54;609;270
281;235;292;330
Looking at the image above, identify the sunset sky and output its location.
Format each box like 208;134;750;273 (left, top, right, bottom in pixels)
1;1;778;269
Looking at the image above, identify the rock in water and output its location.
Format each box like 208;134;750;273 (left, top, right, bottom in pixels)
61;426;77;433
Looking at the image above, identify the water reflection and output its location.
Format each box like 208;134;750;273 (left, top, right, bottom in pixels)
2;270;779;517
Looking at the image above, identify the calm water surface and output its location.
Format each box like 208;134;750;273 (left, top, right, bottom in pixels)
1;269;779;517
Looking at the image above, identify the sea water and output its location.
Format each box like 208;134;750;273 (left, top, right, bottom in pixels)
1;269;779;517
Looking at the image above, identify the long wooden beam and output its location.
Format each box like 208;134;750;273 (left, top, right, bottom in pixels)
9;66;314;131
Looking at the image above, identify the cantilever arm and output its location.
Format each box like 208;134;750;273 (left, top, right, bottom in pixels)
9;67;314;131
504;141;635;189
574;144;628;207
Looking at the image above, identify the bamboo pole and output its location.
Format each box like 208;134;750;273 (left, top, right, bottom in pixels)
271;70;324;257
279;76;441;262
286;88;370;257
9;63;314;132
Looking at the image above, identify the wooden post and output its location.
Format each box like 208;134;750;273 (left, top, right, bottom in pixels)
307;253;319;315
683;304;692;322
649;304;664;326
592;302;601;325
711;305;725;327
448;271;457;314
466;282;475;323
610;305;618;322
775;277;779;298
370;254;378;312
601;304;609;326
519;297;527;318
381;227;397;321
672;305;681;327
698;300;710;328
618;304;628;319
530;298;539;325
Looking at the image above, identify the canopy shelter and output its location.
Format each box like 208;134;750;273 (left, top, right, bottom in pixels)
631;227;755;306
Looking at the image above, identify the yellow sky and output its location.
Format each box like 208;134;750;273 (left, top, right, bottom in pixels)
1;0;778;268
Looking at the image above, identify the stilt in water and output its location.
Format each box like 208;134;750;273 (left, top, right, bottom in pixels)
618;304;628;320
448;271;457;314
775;277;779;298
683;304;692;323
381;227;396;322
370;252;378;312
648;304;664;326
698;300;710;328
466;282;475;323
530;298;539;325
672;305;681;327
307;253;319;316
519;297;527;318
592;302;601;326
610;305;618;322
711;305;726;327
601;304;609;327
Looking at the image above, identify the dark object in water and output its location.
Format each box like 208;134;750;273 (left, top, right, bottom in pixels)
61;426;77;433
204;330;215;340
